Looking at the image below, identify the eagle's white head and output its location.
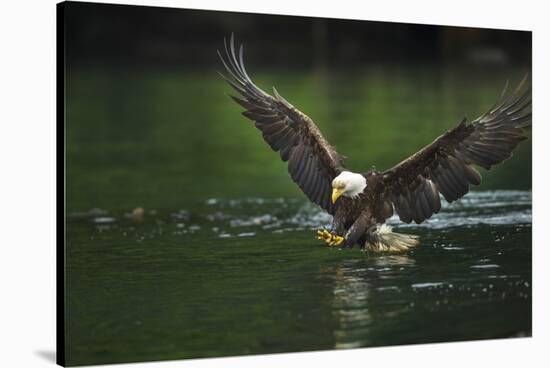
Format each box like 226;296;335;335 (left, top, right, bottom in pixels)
331;171;367;203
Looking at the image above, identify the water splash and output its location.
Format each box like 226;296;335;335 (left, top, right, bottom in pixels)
203;190;531;234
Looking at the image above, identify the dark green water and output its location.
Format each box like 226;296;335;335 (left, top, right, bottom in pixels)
65;66;531;366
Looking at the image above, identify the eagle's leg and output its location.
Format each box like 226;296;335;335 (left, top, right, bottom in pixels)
341;214;370;249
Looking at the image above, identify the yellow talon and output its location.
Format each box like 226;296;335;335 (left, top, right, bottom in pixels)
316;230;325;241
316;229;345;247
317;229;330;239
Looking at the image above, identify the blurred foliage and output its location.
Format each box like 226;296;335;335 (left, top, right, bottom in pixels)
66;65;531;212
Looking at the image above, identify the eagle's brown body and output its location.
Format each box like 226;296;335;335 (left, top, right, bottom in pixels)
219;35;531;251
332;173;381;233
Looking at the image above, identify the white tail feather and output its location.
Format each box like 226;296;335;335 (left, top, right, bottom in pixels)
364;224;420;253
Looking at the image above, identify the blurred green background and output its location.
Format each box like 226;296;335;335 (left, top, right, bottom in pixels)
66;66;532;213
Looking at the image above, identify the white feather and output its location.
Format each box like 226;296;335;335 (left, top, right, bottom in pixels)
377;224;393;234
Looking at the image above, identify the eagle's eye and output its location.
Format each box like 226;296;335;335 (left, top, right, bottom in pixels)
332;182;345;190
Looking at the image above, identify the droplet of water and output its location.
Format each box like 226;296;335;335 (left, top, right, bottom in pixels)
238;232;256;237
412;282;444;289
92;216;116;224
471;264;500;269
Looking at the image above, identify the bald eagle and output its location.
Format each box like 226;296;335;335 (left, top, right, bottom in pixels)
218;36;531;252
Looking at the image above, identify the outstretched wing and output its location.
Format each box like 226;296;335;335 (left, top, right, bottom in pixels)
378;77;531;224
218;36;345;214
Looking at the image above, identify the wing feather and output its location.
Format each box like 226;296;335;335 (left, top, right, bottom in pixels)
219;35;345;214
379;77;531;224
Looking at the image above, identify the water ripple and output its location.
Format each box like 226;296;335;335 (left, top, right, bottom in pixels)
70;191;530;238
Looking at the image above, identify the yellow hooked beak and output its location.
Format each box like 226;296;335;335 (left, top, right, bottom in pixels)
331;187;345;203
